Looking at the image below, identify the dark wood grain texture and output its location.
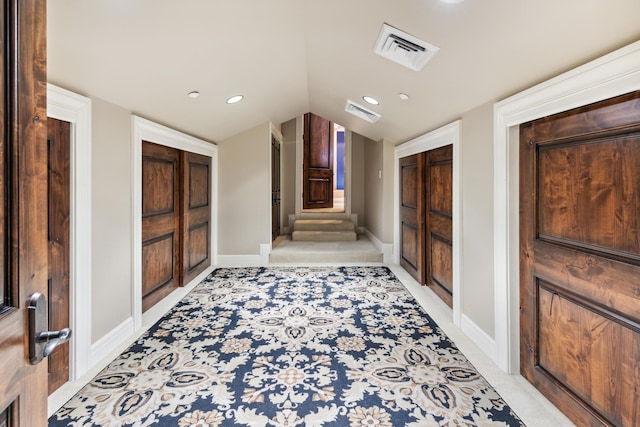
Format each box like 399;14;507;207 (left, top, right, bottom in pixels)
182;151;211;284
303;113;333;209
425;145;453;307
0;0;49;424
399;153;425;283
47;117;71;395
142;141;181;312
520;90;640;427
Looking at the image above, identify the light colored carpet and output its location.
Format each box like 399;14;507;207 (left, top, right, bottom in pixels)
270;236;382;263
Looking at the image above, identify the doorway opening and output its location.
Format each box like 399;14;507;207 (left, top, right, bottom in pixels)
301;113;345;213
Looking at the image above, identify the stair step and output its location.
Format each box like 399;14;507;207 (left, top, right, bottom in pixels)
293;219;355;232
291;230;357;242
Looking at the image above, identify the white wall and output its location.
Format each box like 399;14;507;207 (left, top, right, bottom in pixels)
91;97;133;342
460;101;496;337
281;118;297;231
218;122;271;255
364;137;395;243
350;132;365;227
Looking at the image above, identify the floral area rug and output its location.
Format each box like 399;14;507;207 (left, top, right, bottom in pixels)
49;267;524;426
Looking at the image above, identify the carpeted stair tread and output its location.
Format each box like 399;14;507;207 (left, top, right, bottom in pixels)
291;230;357;241
293;219;355;232
291;219;357;242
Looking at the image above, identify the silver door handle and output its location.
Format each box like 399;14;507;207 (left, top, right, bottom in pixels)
28;292;72;365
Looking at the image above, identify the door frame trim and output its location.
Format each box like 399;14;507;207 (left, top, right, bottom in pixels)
294;115;352;217
46;84;92;381
394;120;462;327
493;40;640;373
270;123;283;243
132;116;218;331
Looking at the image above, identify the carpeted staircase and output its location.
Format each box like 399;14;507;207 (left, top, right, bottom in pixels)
291;219;357;241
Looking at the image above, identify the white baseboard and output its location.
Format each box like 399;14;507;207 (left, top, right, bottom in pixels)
217;244;271;266
260;243;271;265
460;314;497;363
216;254;263;266
363;228;393;263
88;316;135;368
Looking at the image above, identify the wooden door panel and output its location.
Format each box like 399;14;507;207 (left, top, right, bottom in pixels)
142;158;176;215
187;224;208;269
142;234;175;296
303;113;333;209
538;137;639;257
188;163;209;208
307;113;331;169
425;145;453;307
0;0;48;424
182;151;211;284
536;283;640;427
429;162;453;214
399;154;424;283
47;117;71;395
142;141;181;312
402;163;418;208
401;224;419;270
520;91;640;427
430;236;453;294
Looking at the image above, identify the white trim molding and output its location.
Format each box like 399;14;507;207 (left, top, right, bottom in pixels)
88;317;135;368
132;116;218;332
47;84;92;380
394;121;463;327
493;40;640;373
364;228;393;263
460;314;497;362
216;255;263;267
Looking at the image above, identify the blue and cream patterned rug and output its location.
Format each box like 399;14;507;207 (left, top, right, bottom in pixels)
49;267;524;426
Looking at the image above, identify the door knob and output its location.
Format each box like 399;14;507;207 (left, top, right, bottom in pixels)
28;292;72;365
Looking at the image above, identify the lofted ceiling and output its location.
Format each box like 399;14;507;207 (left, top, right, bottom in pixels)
47;0;640;144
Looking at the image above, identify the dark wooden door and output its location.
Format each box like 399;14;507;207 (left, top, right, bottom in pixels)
303;113;333;209
47;117;71;395
272;137;281;241
181;151;211;285
142;141;181;312
0;0;49;424
425;145;453;307
520;91;640;427
399;153;425;283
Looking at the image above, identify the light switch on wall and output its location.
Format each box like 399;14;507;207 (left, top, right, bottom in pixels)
378;169;382;179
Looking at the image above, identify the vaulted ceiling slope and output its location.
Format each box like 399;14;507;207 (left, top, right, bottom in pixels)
47;0;640;144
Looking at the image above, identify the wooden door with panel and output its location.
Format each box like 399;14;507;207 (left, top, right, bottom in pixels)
520;91;640;427
0;0;50;425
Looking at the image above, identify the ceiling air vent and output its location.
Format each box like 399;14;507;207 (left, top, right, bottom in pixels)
345;100;381;123
373;23;439;71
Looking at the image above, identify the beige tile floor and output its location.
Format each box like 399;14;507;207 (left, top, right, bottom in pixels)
49;259;575;426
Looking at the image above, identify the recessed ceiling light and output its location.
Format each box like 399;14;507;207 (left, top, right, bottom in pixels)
226;95;244;104
362;96;379;105
440;0;464;3
187;91;200;99
398;93;410;101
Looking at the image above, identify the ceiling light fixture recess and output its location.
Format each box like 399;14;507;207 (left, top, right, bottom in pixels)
398;93;410;101
363;96;379;105
226;95;244;104
187;91;200;99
